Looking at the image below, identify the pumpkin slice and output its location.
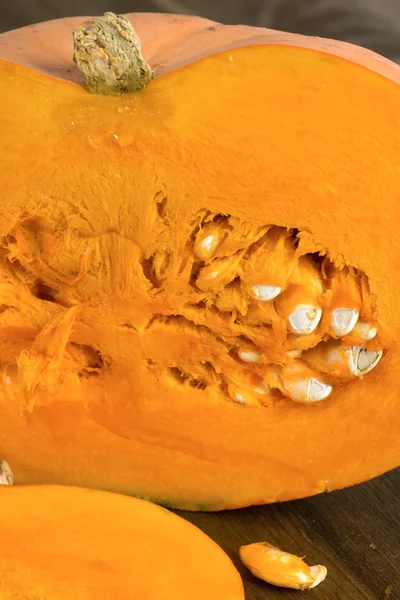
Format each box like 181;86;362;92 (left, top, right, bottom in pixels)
0;484;243;599
0;13;399;510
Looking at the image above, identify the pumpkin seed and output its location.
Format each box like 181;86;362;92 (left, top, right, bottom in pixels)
288;304;322;335
251;284;282;302
194;220;230;261
239;541;327;590
282;375;332;403
351;346;382;376
275;361;332;403
286;349;304;358
308;566;329;589
238;349;262;363
352;321;377;341
303;340;382;378
227;384;262;406
275;256;323;336
330;308;359;336
241;227;298;298
195;251;244;291
198;235;216;255
0;460;13;485
253;380;271;395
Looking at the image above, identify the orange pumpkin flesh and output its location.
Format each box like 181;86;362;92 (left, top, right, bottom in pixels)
0;14;399;510
0;485;244;599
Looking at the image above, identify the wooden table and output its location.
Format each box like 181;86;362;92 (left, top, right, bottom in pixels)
180;469;399;599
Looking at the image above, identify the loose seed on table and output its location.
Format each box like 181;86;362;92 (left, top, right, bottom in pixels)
239;541;327;590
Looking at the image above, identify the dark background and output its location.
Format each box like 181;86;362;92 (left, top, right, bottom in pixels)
1;0;399;598
1;0;400;63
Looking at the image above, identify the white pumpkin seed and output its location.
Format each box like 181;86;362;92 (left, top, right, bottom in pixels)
199;235;215;254
288;304;322;335
352;321;377;341
350;346;383;376
253;381;271;395
330;308;359;336
286;349;304;358
303;340;382;378
239;349;262;363
240;541;327;590
251;284;282;302
282;376;332;403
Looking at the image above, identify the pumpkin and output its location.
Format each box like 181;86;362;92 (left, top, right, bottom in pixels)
0;482;243;599
0;12;399;511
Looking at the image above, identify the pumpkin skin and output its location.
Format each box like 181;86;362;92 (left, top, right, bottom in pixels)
0;13;400;510
0;484;244;599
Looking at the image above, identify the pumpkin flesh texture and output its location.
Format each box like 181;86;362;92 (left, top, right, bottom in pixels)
0;15;400;509
0;485;244;599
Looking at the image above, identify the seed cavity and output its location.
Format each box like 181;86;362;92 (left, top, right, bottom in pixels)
177;218;384;405
228;385;260;406
251;284;282;302
288;304;322;335
2;210;383;412
240;541;327;590
331;308;359;336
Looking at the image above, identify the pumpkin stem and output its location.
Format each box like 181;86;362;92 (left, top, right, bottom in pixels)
73;12;154;95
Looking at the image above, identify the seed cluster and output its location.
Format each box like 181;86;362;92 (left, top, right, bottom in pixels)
0;209;383;410
181;216;382;406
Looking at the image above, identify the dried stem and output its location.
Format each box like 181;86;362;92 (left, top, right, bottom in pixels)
73;12;154;95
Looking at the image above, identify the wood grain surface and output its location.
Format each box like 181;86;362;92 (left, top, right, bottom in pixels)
0;1;399;599
180;469;400;599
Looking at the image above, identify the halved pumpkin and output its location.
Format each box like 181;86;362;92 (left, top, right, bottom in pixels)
0;483;243;598
0;13;399;509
